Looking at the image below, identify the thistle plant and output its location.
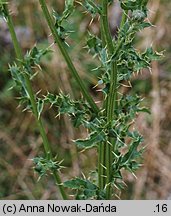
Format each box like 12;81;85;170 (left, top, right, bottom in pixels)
0;0;162;200
0;0;67;199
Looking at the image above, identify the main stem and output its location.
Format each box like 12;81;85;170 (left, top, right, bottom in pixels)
39;0;99;115
3;3;67;200
98;17;106;192
100;0;118;199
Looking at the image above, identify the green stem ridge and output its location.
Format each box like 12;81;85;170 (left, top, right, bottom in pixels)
39;0;99;114
101;1;114;54
100;0;118;199
98;18;106;192
3;3;67;200
98;142;105;190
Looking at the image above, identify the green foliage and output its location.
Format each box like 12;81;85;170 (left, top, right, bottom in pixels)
83;0;101;18
44;92;91;127
64;177;105;199
53;0;75;42
120;0;148;12
33;156;62;180
8;46;50;112
23;46;50;70
87;33;102;55
62;0;161;198
0;1;7;18
2;0;162;200
75;130;106;149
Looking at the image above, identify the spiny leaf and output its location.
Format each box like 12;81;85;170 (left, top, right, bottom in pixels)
64;178;96;189
121;131;143;164
121;1;139;11
63;177;103;199
132;9;146;22
53;0;74;25
62;0;75;21
120;0;148;11
87;33;102;54
75;130;106;149
24;46;51;69
83;0;101;17
0;1;8;18
113;170;122;179
142;47;163;61
9;63;24;88
53;0;75;42
33;156;61;179
44;92;92;128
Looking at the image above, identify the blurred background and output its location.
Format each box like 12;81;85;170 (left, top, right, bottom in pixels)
0;0;171;199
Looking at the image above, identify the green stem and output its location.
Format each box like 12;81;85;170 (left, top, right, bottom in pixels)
105;62;117;199
100;0;118;199
98;18;106;192
53;171;67;200
39;0;99;114
3;3;67;200
120;11;127;30
101;0;114;54
120;0;128;30
98;142;105;190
